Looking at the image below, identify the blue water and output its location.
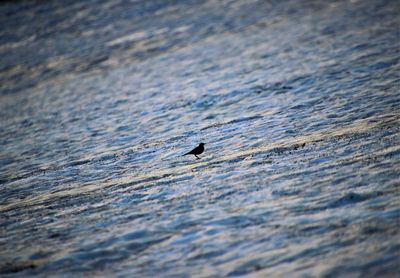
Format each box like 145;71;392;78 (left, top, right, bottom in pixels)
1;0;399;276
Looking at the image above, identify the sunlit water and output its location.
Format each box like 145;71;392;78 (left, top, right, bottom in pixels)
1;0;399;276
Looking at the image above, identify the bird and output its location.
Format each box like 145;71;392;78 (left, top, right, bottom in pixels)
183;143;205;159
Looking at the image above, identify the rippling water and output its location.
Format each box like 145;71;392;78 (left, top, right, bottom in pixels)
1;0;399;276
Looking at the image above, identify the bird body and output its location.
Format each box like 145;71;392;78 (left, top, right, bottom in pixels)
183;143;205;159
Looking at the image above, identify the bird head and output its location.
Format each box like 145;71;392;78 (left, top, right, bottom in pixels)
199;143;205;146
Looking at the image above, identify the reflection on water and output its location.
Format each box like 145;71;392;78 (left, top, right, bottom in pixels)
1;0;399;276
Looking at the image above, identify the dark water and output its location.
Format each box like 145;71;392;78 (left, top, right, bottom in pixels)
1;0;399;277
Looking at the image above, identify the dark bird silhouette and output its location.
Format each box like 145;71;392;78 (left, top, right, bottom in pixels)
183;143;205;159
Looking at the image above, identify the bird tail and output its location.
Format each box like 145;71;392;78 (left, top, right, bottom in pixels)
182;152;190;156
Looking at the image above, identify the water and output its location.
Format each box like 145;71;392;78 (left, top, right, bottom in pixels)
1;0;399;276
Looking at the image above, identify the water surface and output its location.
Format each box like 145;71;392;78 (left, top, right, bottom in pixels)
0;0;399;277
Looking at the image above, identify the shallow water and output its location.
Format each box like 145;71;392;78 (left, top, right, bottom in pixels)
1;0;399;277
